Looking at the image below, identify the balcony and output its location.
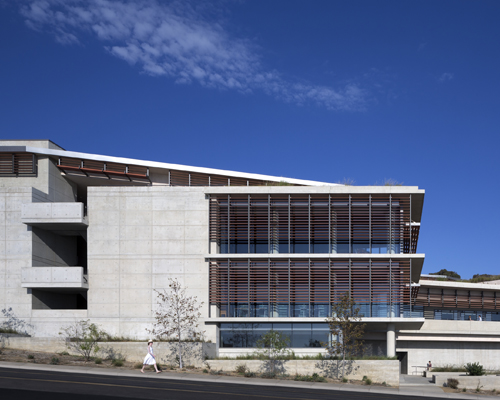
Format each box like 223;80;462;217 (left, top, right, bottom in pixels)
21;267;88;289
21;202;88;232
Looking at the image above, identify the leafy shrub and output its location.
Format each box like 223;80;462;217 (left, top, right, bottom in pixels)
112;359;123;367
59;351;69;356
294;373;325;382
50;357;59;365
261;371;277;379
465;362;484;376
462;388;466;392
365;378;372;385
209;369;224;375
447;378;459;389
235;364;247;374
27;354;34;359
134;363;143;369
432;364;465;372
382;381;387;386
362;375;367;381
94;358;102;364
202;369;208;373
342;377;348;383
244;371;256;378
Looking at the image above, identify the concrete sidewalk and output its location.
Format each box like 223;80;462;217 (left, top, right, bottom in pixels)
0;361;486;399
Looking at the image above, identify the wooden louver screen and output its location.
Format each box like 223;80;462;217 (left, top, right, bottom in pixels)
209;258;412;315
209;194;417;254
0;153;36;176
415;288;500;310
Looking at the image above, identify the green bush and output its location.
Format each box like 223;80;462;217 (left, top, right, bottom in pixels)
59;351;69;356
112;359;124;367
235;364;247;374
447;378;459;389
50;357;59;365
94;358;102;364
27;354;34;359
465;362;484;376
209;369;223;375
134;362;143;369
294;373;326;382
365;378;372;385
244;371;256;377
202;369;208;373
261;371;277;379
342;377;348;383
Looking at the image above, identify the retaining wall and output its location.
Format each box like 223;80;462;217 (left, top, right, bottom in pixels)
433;373;500;390
1;336;215;367
206;359;400;387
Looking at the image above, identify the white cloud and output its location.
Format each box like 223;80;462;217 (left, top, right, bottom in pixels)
20;0;367;111
438;72;454;83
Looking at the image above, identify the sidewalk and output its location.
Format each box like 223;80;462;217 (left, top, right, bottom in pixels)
0;361;486;399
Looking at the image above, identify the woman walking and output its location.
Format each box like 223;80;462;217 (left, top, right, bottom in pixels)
141;340;161;373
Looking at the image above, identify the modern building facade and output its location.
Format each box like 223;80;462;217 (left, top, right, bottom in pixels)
1;140;499;372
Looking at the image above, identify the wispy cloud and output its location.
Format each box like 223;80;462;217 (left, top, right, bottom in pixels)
19;0;367;111
438;72;454;83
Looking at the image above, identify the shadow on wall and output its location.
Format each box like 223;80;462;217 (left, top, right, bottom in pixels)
315;359;359;379
159;343;216;367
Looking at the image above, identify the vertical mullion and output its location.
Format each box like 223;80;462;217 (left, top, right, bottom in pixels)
389;194;392;253
227;195;230;254
288;258;291;317
248;259;250;316
188;173;191;187
328;258;331;317
328;194;331;254
349;195;351;253
288;195;291;253
409;194;412;253
410;259;413;315
308;258;311;317
308;195;311;254
348;258;351;298
168;170;171;186
389;258;392;317
227;259;230;317
248;194;250;254
369;195;372;253
268;194;271;254
369;258;372;317
268;258;271;317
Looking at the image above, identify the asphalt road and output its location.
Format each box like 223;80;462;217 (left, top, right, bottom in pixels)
0;367;443;400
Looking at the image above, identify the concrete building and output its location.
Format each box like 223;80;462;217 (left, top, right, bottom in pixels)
1;139;499;373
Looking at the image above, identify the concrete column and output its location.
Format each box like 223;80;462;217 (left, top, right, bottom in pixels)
387;323;396;357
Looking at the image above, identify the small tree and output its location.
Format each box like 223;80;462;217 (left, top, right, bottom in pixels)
255;330;291;374
59;320;108;361
148;278;204;369
326;292;366;379
1;307;33;335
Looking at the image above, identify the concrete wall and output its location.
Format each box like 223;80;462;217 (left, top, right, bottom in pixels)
86;186;211;341
0;187;33;323
2;336;216;367
433;373;500;390
397;320;500;371
206;359;400;386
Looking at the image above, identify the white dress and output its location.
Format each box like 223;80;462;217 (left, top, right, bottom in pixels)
143;345;156;365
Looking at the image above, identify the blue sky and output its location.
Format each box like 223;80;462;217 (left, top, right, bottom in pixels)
1;0;499;279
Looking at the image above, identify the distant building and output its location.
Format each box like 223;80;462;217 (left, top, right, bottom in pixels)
0;140;498;372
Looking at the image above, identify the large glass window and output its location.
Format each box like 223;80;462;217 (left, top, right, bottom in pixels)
220;323;331;348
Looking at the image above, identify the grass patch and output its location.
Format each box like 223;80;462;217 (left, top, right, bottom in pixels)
50;357;59;365
112;359;124;367
27;354;35;360
94;358;102;364
431;364;466;373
